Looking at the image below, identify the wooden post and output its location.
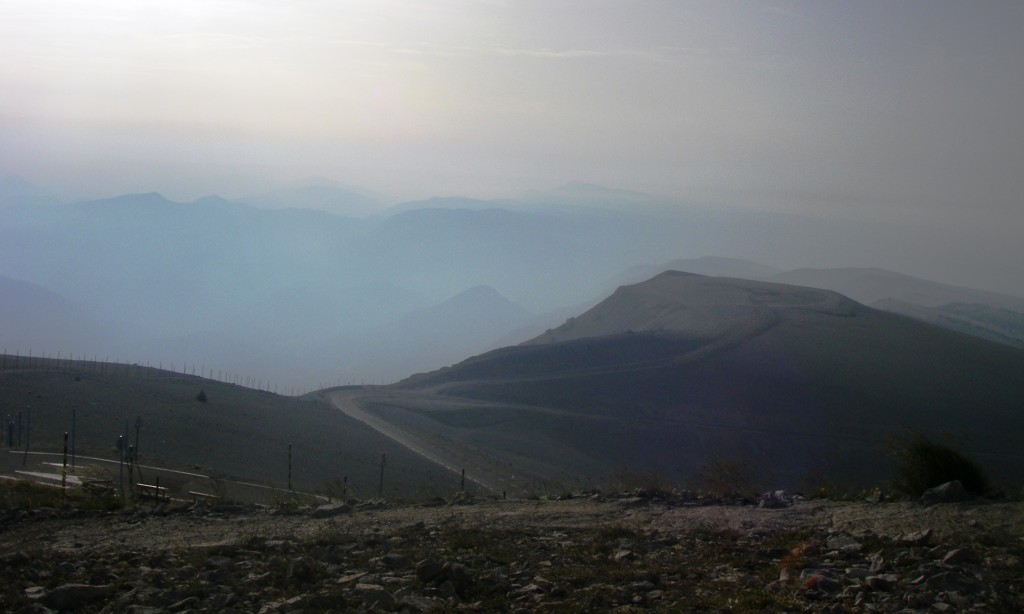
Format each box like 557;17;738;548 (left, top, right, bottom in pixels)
461;468;466;492
378;453;386;499
288;444;293;490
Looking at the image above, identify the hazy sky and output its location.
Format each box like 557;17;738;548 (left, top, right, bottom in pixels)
2;1;1022;227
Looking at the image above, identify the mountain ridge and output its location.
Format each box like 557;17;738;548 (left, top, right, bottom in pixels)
381;272;1024;492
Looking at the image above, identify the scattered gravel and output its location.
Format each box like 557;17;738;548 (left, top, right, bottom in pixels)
2;494;1022;612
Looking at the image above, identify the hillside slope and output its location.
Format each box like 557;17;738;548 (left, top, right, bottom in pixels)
0;360;459;498
377;272;1024;493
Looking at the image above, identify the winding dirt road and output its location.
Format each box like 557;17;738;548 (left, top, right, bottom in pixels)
329;388;506;494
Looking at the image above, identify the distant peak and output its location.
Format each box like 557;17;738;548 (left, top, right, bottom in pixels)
103;192;171;205
462;285;502;297
654;270;702;279
552;181;650;198
194;194;231;206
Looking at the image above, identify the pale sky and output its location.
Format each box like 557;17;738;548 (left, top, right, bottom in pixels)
2;0;1022;233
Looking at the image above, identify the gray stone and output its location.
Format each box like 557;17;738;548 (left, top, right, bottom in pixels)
356;583;396;609
924;571;983;593
399;594;443;612
895;529;932;546
865;575;894;591
941;547;981;566
612;549;637;562
826;533;863;553
43;583;114;611
416;559;448;583
920;481;967;505
167;596;200;611
382;552;409;569
287;557;315;583
204;555;233;570
845;567;870;581
450;562;471;589
801;571;841;593
307;590;348;609
311;502;352;518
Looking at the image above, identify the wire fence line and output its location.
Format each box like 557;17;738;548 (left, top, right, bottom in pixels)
0;349;385;397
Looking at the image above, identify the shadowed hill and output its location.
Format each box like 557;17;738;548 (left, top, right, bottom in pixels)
384;272;1024;493
0;359;460;499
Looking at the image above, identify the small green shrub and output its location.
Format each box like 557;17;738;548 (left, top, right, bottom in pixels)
892;434;990;496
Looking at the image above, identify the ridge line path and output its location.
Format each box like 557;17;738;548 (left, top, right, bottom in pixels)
329;388;505;495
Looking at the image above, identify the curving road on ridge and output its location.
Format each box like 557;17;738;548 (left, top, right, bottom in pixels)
329;388;505;494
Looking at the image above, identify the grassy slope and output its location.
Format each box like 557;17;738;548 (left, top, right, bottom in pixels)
0;360;458;498
389;290;1024;493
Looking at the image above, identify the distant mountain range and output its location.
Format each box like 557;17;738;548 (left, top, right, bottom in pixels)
3;181;1024;390
239;178;385;218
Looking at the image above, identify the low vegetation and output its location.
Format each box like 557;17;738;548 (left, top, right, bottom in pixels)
0;478;122;512
892;433;991;497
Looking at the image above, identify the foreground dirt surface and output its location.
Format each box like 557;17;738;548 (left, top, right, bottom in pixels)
2;496;1022;612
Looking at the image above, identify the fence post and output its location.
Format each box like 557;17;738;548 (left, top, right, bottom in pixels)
118;435;125;498
61;432;69;504
21;406;30;466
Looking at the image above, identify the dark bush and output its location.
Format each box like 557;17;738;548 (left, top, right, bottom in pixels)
893;434;990;496
196;389;207;403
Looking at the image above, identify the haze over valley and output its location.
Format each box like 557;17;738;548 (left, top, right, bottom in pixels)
2;2;1024;501
4;179;1024;392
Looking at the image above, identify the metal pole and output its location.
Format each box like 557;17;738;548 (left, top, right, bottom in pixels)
21;406;30;466
118;435;124;498
135;416;142;458
71;407;77;470
128;445;134;493
61;432;68;504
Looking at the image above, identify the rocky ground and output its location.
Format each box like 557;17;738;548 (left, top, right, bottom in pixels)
1;491;1022;613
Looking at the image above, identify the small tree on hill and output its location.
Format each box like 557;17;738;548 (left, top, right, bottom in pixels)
196;389;207;403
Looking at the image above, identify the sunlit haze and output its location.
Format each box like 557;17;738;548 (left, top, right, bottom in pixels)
2;1;1023;297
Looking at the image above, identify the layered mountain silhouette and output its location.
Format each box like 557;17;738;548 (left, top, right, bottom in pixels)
772;268;1024;348
4;185;1024;391
384;272;1024;491
0;275;114;355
